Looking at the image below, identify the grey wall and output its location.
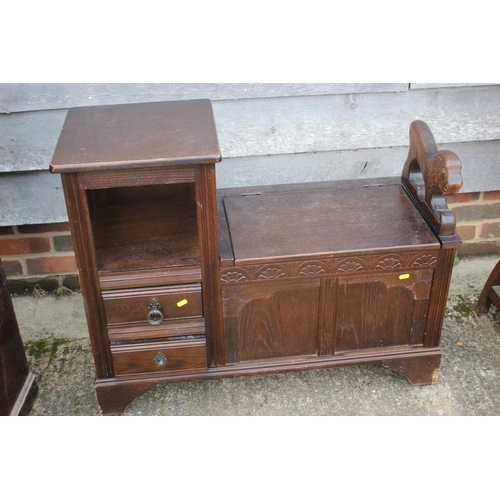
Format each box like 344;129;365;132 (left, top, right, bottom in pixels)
1;83;499;226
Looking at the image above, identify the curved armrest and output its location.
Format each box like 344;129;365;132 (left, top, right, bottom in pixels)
401;120;463;241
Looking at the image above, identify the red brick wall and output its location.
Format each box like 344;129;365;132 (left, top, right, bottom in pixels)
0;222;78;293
1;191;499;290
448;192;500;255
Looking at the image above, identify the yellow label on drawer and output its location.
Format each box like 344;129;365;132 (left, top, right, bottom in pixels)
177;299;188;308
399;273;410;280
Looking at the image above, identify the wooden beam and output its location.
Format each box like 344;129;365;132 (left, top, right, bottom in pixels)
1;138;499;226
410;83;499;89
1;83;410;113
3;85;499;174
218;140;500;195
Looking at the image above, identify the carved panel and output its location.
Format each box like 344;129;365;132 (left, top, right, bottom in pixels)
296;262;328;277
401;120;463;238
221;251;439;283
334;257;368;274
223;280;321;362
221;271;248;283
257;266;288;280
373;255;404;270
335;270;433;351
409;254;438;268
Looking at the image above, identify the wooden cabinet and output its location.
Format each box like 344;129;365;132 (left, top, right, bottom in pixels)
50;100;224;414
50;103;463;415
0;259;37;415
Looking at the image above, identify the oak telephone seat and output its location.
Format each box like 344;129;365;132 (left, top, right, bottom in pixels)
49;100;463;415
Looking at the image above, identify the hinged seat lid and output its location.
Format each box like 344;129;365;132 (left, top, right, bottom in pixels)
223;181;440;266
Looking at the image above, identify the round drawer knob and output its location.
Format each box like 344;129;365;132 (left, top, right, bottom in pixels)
153;352;167;368
147;299;163;326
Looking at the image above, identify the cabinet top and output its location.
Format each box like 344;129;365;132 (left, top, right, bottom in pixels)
50;99;221;173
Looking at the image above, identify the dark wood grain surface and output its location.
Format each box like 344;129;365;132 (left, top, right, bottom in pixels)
92;200;200;274
50;99;221;172
335;270;432;351
476;259;500;314
224;184;440;265
108;318;206;343
111;339;207;376
402;120;463;243
223;280;320;362
62;173;115;378
49;102;462;414
195;164;226;367
103;284;202;326
0;259;37;415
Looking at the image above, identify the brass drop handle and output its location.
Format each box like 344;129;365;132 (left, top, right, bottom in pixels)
147;299;163;326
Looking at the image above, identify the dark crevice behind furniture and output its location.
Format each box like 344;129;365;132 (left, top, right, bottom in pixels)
476;260;500;314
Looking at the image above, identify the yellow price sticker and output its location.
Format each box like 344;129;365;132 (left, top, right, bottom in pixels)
399;274;410;280
177;299;188;308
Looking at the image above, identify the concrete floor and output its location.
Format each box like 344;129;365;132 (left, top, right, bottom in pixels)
11;255;500;416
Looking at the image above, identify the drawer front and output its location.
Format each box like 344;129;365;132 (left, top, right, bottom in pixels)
103;284;202;326
112;339;207;376
108;318;206;343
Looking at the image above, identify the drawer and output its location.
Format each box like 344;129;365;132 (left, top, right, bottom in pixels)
103;284;202;326
111;339;207;376
108;318;206;343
